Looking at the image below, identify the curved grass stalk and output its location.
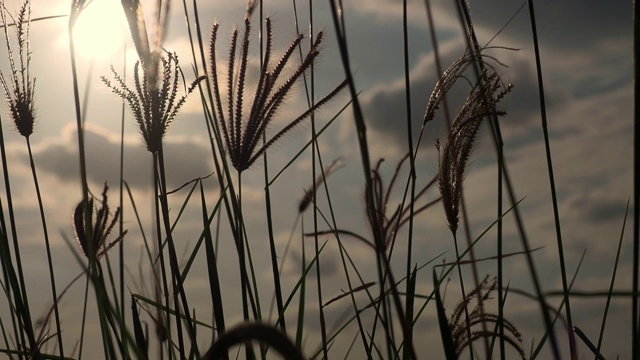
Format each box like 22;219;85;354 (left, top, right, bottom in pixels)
452;1;561;358
0;1;62;355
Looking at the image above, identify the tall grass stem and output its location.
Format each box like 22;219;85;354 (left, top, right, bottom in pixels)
526;1;576;358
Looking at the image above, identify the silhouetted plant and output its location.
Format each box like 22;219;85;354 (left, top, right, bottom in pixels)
102;51;205;153
437;69;512;236
73;183;126;260
448;276;525;359
0;0;35;138
310;154;440;251
209;13;348;172
366;154;440;251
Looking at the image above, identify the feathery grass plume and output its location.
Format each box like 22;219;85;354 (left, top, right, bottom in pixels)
0;0;35;138
102;51;205;153
209;15;348;172
447;276;525;359
73;183;126;260
423;48;511;127
437;69;512;236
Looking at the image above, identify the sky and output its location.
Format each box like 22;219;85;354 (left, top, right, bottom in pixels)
0;0;634;358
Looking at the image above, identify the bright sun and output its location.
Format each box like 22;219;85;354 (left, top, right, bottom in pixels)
72;1;127;61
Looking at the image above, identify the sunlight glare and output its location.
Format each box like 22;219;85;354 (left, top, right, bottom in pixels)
72;1;127;61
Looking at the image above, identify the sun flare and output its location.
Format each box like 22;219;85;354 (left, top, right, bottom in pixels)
72;1;127;61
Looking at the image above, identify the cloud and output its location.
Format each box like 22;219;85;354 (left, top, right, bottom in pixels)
466;0;630;53
348;0;631;56
359;38;563;158
30;122;215;191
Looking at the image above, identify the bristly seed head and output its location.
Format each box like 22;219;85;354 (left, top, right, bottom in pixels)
0;0;36;138
209;15;348;172
447;276;525;359
8;91;35;137
102;51;205;153
73;183;126;260
437;65;512;237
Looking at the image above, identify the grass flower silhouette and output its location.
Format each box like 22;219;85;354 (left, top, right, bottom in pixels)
209;15;348;172
102;51;205;153
73;183;126;260
308;155;440;251
437;69;512;236
0;0;35;138
448;277;525;359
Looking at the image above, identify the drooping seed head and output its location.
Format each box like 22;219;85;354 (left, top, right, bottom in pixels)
73;183;125;260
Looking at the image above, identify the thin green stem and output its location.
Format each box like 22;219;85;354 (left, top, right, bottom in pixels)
0;114;33;359
118;43;127;360
596;200;629;358
69;20;113;359
402;1;417;358
156;146;200;357
25;138;63;357
151;152;173;360
633;0;640;357
257;0;286;334
295;216;306;349
527;2;576;358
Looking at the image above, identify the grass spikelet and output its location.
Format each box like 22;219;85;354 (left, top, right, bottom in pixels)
365;154;439;250
311;154;439;251
0;0;35;138
209;15;348;172
448;276;525;359
73;183;126;260
437;69;512;236
102;51;205;153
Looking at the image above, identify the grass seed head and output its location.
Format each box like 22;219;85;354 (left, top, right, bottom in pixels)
209;15;347;172
448;276;525;359
437;65;512;237
73;183;126;260
0;0;36;138
102;51;205;153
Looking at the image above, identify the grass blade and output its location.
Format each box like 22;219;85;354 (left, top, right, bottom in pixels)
596;200;630;357
433;270;457;360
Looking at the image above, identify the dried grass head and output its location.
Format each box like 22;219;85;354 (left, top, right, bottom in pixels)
436;60;512;236
73;183;126;260
209;15;347;172
102;51;205;153
448;276;525;359
0;0;35;138
365;155;439;250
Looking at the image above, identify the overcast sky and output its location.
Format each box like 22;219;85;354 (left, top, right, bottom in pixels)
0;0;633;358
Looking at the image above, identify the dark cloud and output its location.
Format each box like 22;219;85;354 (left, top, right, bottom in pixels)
360;42;563;154
360;0;631;55
33;124;214;191
466;0;631;52
568;194;628;226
